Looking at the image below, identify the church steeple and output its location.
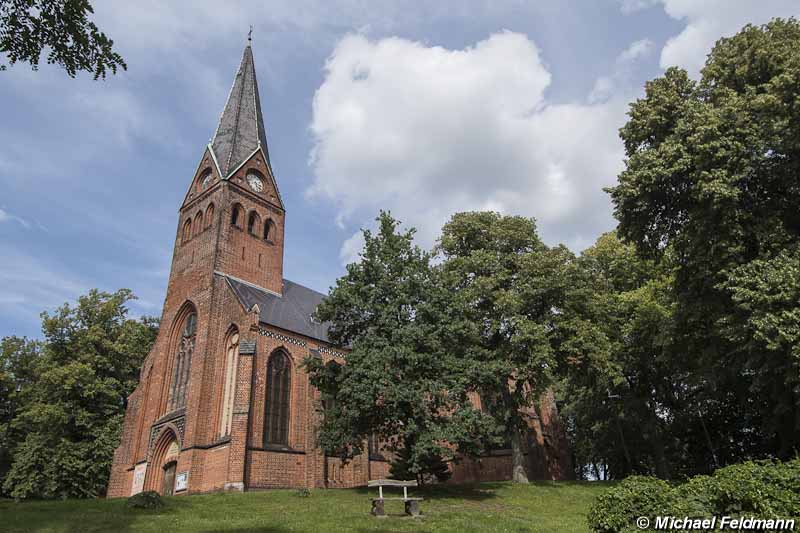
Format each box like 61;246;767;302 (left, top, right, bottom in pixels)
211;40;271;178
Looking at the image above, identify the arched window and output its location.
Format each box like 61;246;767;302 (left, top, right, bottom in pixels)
204;203;215;228
264;350;291;445
182;219;192;243
167;310;197;411
231;204;244;228
194;211;203;236
247;211;260;236
219;328;239;437
263;219;275;242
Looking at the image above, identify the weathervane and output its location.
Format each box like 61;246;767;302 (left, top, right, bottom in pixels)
248;25;253;43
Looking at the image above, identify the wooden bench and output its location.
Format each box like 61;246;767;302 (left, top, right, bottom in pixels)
368;479;423;517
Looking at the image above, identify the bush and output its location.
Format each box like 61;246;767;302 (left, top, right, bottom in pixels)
126;491;163;510
588;476;674;533
588;459;800;532
295;488;311;498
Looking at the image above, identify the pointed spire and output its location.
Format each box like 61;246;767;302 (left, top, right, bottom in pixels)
211;39;271;178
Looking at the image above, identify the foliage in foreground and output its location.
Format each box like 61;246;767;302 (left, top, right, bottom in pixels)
0;0;126;78
1;289;158;499
588;459;800;533
608;17;800;462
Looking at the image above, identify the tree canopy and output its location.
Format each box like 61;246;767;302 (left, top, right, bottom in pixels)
1;289;157;499
306;212;495;480
1;0;126;78
608;17;800;460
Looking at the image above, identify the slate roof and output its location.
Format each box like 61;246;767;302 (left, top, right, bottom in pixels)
220;273;333;343
211;44;271;177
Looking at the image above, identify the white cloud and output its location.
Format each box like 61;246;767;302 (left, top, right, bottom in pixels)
656;0;800;76
339;231;365;266
618;0;661;14
619;39;654;63
0;208;30;228
308;32;642;257
590;38;654;103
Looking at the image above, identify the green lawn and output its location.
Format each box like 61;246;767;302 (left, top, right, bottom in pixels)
0;481;609;533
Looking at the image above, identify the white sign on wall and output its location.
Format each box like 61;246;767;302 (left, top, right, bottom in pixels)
175;471;189;492
131;463;147;496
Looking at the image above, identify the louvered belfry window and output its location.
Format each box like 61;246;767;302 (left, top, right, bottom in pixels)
264;351;291;445
168;313;197;411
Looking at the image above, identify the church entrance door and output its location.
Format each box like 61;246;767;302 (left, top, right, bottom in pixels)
162;461;177;496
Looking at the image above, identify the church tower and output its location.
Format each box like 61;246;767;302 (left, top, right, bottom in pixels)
172;39;285;298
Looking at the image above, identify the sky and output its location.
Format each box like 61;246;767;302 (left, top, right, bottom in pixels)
2;0;799;339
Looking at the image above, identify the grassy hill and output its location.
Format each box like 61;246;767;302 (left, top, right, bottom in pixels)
0;481;609;533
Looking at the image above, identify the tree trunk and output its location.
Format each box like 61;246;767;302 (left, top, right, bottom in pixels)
510;426;529;483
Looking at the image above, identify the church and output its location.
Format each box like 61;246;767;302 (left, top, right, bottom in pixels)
107;41;571;498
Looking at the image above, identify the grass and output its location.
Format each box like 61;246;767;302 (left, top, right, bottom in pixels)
0;481;610;533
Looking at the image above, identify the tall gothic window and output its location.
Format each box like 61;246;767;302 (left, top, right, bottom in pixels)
193;211;203;236
263;219;275;242
204;203;215;228
231;204;244;228
264;350;291;445
247;211;260;236
182;219;192;243
168;312;197;411
219;328;239;437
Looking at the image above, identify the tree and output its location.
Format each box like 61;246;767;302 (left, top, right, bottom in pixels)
437;211;575;482
2;289;157;499
608;18;800;460
306;212;494;479
0;336;41;492
1;0;126;78
389;443;451;484
557;232;687;479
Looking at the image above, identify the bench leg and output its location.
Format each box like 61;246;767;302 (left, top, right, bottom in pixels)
371;499;385;517
404;500;421;517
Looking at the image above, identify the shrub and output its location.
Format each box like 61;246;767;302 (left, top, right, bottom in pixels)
588;459;800;533
126;491;163;510
588;476;673;533
295;488;311;498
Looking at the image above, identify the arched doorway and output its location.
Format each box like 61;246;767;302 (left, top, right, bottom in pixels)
145;427;180;495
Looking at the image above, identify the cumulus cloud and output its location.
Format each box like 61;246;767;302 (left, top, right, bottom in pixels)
655;0;800;76
308;32;642;261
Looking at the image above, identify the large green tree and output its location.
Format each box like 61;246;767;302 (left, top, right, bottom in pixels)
1;0;125;78
437;211;575;482
0;336;41;489
306;212;494;480
2;289;157;499
608;18;800;460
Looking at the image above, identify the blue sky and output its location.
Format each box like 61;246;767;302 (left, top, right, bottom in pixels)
2;0;799;339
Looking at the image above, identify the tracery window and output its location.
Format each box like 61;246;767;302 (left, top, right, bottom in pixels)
264;350;291;445
219;328;239;436
168;312;197;411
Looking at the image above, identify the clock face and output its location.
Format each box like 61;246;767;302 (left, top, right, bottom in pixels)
201;173;214;188
246;173;264;192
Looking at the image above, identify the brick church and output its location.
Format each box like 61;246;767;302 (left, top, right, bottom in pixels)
107;41;571;498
